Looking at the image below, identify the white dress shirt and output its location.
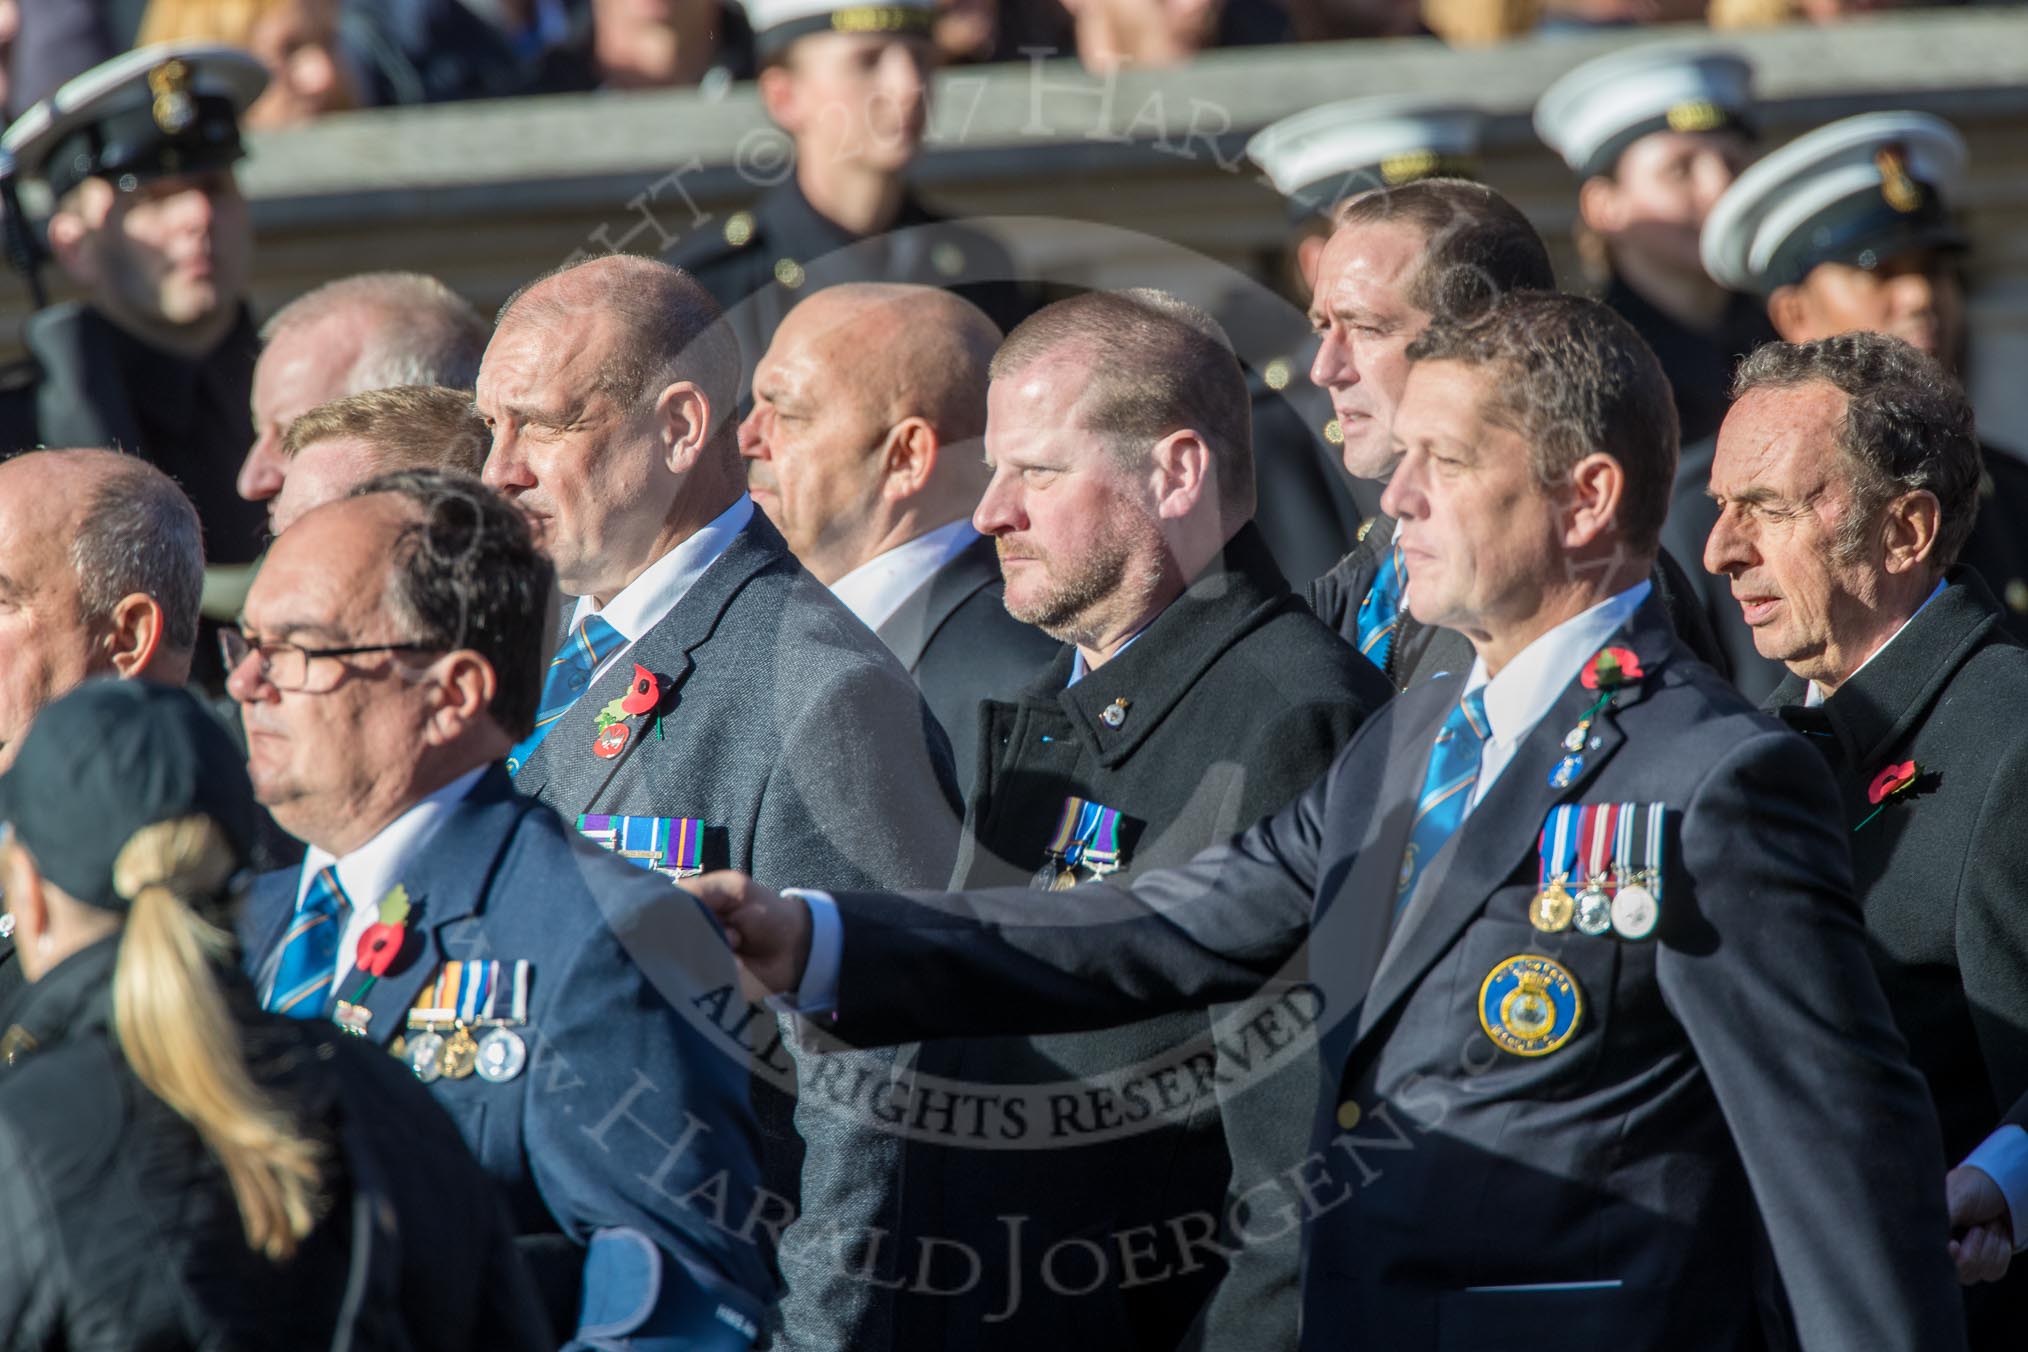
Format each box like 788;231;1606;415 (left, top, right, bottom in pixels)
1802;578;1947;707
787;579;1656;1012
829;519;980;635
568;495;754;686
258;765;489;1003
1459;579;1651;813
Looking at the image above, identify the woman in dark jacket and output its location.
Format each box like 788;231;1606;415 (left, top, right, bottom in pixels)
0;679;549;1351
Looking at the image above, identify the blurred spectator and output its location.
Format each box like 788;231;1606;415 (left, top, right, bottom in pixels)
1535;0;1704;29
135;0;358;125
5;0;144;117
567;0;752;88
1061;0;1288;71
1709;0;1910;26
341;0;591;104
238;271;489;508
1287;0;1426;41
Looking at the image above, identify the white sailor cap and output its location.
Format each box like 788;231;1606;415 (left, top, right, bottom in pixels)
1700;110;1967;296
1247;96;1485;223
1;42;266;201
744;0;936;59
1534;45;1754;181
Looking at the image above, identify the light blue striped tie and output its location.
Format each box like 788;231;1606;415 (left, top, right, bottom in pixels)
506;613;628;775
268;865;346;1020
1396;689;1491;914
1356;543;1405;672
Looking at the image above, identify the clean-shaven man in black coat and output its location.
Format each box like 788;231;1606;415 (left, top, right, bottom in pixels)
1708;333;2028;1346
1301;179;1727;689
696;291;1965;1352
740;282;1057;793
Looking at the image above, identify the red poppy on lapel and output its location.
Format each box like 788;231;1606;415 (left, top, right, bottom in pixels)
620;664;661;716
355;922;406;977
1868;760;1920;805
1580;646;1644;691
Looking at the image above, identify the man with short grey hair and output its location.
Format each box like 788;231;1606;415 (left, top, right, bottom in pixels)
0;447;205;1004
1709;332;2028;1344
270;384;490;534
237;271;490;505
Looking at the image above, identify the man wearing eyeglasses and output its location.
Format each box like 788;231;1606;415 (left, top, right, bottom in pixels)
0;448;205;1013
226;470;779;1349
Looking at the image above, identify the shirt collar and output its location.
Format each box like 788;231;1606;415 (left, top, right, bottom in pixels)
569;495;754;642
297;764;490;919
1804;577;1948;708
1464;579;1652;749
829;519;979;634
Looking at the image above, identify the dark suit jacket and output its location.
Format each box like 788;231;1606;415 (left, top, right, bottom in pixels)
891;523;1390;1352
1668;438;2028;702
238;767;775;1348
874;533;1058;799
823;595;1964;1351
513;509;962;1352
1309;518;1729;688
1769;573;2028;1346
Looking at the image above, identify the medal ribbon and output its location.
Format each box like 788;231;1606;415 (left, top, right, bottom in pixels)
1538;804;1581;890
1045;798;1106;869
1084;806;1124;873
1624;802;1664;900
1579;802;1621;893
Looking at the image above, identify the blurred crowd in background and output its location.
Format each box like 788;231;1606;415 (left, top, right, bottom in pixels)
0;0;2019;133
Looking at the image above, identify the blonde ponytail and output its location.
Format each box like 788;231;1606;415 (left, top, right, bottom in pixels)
111;817;325;1262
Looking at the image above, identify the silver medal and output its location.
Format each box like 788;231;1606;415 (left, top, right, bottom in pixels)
1611;883;1659;940
476;1027;528;1083
1574;884;1614;936
407;1030;447;1083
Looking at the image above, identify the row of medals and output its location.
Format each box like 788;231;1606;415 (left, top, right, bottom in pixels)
1529;869;1659;941
401;1020;528;1084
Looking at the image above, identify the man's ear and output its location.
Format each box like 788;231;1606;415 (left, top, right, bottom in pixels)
1576;175;1623;237
1149;429;1211;521
1879;489;1942;576
1563;452;1626;551
424;650;499;746
1766;284;1809;343
759;63;800;133
45;208;100;289
880;417;939;501
654;381;713;475
102;593;167;679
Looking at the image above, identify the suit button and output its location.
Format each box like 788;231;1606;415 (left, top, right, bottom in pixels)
1335;1100;1361;1130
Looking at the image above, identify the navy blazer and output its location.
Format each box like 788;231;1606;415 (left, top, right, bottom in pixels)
824;595;1965;1351
239;766;776;1349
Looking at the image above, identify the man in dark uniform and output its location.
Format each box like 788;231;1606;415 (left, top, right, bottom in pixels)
0;44;269;574
1233;96;1483;586
665;0;1028;396
1683;108;2028;700
1710;332;2028;1348
1535;46;1775;447
1300;179;1726;689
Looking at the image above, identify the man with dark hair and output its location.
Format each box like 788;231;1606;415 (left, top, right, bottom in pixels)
827;286;1386;1352
228;469;777;1349
238;271;493;506
741;282;1055;789
1708;333;2028;1346
697;288;1964;1352
476;252;962;1352
1303;179;1723;689
270;384;491;533
667;0;1027;401
0;447;204;1005
1679;108;2028;700
1534;46;1774;447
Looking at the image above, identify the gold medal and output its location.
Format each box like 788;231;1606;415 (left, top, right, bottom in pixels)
440;1024;480;1080
1049;867;1079;892
1530;881;1575;933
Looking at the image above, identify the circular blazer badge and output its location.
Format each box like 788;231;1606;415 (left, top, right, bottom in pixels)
1478;955;1583;1057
